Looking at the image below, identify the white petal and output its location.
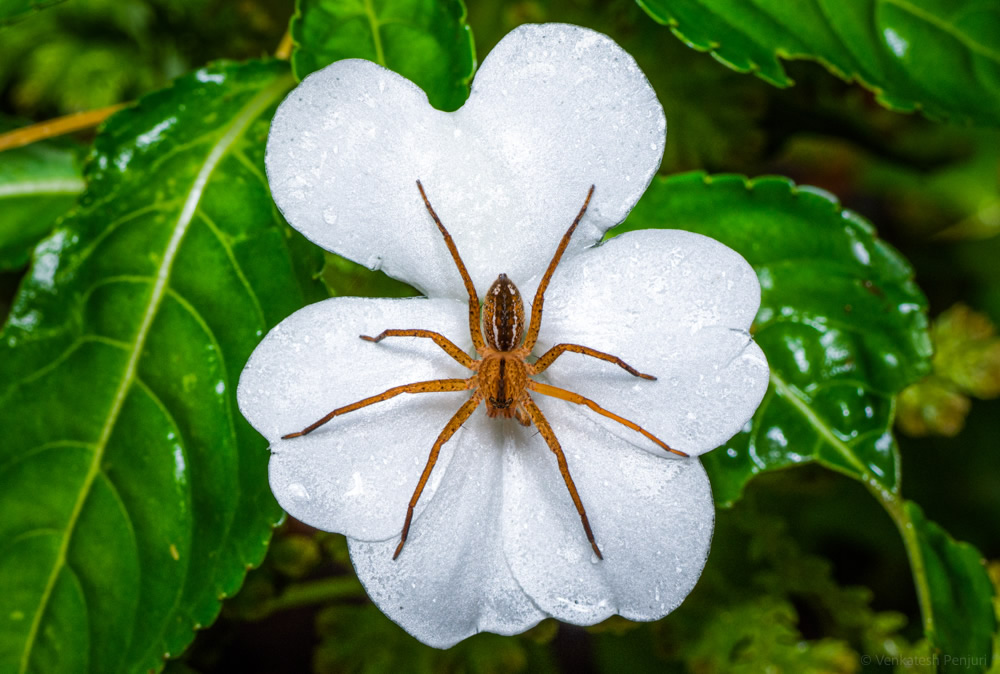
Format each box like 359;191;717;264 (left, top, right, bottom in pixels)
503;397;714;624
265;23;665;300
350;412;545;649
533;229;769;456
237;297;475;541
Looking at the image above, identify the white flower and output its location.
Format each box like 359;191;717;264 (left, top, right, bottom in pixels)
238;23;769;648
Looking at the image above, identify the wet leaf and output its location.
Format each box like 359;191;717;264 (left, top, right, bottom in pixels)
292;0;476;111
637;0;1000;126
617;171;931;504
617;172;996;671
0;133;83;270
0;60;323;673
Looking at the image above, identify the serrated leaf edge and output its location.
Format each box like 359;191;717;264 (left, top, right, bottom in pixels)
16;70;293;674
634;0;999;124
632;170;989;663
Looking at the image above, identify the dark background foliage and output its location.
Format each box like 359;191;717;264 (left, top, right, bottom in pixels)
0;0;997;672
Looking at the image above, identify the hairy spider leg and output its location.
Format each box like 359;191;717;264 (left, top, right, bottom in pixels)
281;378;473;439
416;180;485;355
361;329;478;370
522;185;595;352
528;381;688;457
530;343;656;380
521;395;603;559
394;392;483;559
513;405;532;427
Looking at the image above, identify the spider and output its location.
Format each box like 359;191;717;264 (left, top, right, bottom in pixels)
283;181;688;560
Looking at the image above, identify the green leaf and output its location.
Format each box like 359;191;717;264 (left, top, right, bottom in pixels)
904;502;996;672
616;171;931;504
292;0;476;111
617;172;996;670
0;135;83;270
0;0;66;27
0;59;323;673
636;0;1000;126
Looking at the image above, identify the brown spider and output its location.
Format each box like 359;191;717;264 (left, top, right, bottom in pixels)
283;181;688;560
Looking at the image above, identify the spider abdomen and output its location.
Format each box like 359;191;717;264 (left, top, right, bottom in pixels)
480;354;528;418
482;274;525;351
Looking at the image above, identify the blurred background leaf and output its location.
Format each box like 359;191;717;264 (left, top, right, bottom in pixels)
0;119;83;270
897;304;1000;437
0;0;66;27
0;0;291;117
636;0;1000;126
593;495;921;673
0;60;323;673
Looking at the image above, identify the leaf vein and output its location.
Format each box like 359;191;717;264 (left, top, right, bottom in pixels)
195;211;267;328
16;75;290;674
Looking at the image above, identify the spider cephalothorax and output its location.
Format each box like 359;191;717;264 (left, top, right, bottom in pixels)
283;181;687;560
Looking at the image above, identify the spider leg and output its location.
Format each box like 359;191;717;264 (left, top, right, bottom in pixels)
522;185;595;352
514;405;532;427
416;180;486;355
361;329;477;370
394;392;483;559
528;380;688;457
521;394;602;560
529;343;655;380
282;378;474;439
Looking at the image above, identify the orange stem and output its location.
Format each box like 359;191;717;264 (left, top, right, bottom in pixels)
0;26;294;154
0;103;128;153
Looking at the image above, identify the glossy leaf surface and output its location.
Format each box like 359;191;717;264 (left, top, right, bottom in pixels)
637;0;1000;126
617;172;998;670
292;0;475;111
0;135;83;270
616;172;932;504
0;60;323;673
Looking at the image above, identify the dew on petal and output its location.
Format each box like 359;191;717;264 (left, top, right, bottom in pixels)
287;483;310;502
239;20;770;650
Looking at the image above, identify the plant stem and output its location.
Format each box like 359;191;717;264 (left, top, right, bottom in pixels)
771;372;936;641
0;103;128;153
874;489;936;638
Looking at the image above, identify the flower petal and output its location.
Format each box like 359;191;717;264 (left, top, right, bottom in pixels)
265;23;665;300
237;297;475;541
533;228;769;456
502;396;714;625
349;412;545;649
